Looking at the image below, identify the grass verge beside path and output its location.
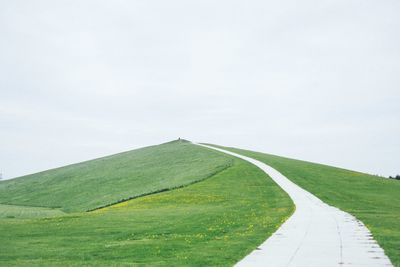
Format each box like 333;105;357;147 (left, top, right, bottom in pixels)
0;153;294;266
212;144;400;267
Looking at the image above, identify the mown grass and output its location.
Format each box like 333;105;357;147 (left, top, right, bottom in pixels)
0;204;65;219
0;155;294;266
212;144;400;267
0;140;232;212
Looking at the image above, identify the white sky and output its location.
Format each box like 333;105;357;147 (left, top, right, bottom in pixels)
1;0;399;179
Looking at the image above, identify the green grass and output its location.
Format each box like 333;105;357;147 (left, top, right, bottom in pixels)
0;149;294;266
0;140;232;212
212;144;400;267
0;204;65;219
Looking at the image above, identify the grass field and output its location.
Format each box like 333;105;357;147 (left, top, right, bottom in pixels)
212;144;400;267
0;140;232;212
0;141;294;266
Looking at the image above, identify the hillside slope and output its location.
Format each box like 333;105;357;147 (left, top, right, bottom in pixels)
212;144;400;266
0;140;232;212
0;143;294;266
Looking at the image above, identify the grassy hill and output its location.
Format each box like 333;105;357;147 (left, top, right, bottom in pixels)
211;144;400;267
0;140;232;212
3;141;397;266
0;141;294;266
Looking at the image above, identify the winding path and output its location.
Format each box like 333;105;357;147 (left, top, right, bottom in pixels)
197;144;392;267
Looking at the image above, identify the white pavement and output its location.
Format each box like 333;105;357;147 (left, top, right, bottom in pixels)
197;144;393;267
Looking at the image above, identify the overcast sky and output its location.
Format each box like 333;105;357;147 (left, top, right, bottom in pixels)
1;0;399;179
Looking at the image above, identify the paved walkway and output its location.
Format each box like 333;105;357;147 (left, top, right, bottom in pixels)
197;144;393;267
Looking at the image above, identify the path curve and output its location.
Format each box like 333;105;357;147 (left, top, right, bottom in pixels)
197;144;392;267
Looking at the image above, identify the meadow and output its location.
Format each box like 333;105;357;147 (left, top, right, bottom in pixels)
0;141;293;266
3;140;396;266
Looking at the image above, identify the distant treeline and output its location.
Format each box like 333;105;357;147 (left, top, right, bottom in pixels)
389;175;400;180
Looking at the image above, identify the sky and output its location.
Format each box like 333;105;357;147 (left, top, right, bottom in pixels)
1;0;399;179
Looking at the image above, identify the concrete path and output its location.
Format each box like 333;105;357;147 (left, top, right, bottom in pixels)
197;144;393;267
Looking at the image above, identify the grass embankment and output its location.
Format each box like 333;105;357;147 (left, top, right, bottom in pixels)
212;144;400;267
0;141;293;266
0;140;231;212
